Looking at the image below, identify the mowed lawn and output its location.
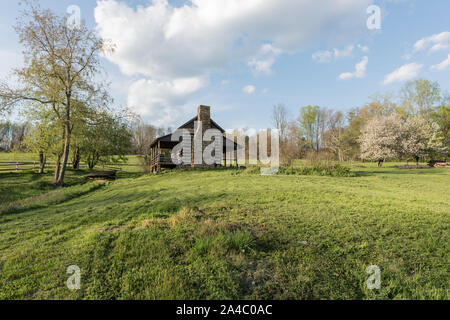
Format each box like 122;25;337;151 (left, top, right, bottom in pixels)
0;157;448;299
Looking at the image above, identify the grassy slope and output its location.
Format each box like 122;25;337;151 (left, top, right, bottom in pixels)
0;162;449;300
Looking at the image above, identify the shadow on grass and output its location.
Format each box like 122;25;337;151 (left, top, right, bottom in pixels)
352;168;444;177
0;182;106;216
117;171;147;179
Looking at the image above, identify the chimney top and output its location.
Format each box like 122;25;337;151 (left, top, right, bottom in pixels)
197;105;211;133
198;105;210;111
197;105;211;119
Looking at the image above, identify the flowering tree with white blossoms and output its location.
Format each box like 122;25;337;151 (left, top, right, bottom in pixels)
359;114;444;166
359;114;404;167
401;116;444;164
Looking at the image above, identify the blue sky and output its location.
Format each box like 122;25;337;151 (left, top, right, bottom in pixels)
1;0;449;130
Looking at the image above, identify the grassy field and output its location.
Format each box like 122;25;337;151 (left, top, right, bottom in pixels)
0;153;449;300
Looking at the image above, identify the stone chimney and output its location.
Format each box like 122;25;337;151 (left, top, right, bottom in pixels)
192;105;212;167
197;105;211;134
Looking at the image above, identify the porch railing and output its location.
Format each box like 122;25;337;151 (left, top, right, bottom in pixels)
151;154;174;167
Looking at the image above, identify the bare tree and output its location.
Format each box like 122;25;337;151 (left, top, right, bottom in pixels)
271;104;289;142
323;111;347;162
0;121;28;151
131;117;157;155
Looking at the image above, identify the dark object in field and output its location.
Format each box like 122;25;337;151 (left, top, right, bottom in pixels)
87;171;117;181
395;165;431;169
428;160;450;168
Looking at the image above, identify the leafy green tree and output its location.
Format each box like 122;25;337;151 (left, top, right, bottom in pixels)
431;104;450;159
400;79;441;118
79;111;132;170
0;2;112;186
22;106;61;173
298;105;320;151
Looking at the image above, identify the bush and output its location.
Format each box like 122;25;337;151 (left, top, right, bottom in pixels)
247;163;354;177
138;155;152;174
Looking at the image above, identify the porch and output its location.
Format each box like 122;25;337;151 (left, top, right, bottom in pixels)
149;136;240;173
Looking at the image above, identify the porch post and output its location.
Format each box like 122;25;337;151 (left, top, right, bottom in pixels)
151;147;154;172
224;151;227;167
158;141;161;172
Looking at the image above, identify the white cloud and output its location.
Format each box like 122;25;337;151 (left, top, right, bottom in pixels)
383;63;422;85
339;56;368;80
333;45;355;59
243;85;256;94
312;45;354;63
413;31;450;53
431;54;450;71
127;77;206;127
95;0;371;125
312;50;333;63
357;44;369;53
248;44;282;75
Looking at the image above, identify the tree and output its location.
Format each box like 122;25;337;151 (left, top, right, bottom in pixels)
400;79;441;118
431;104;450;159
359;114;444;166
130;116;157;156
343;95;401;160
0;121;28;152
271;104;289;142
0;2;112;186
281;121;305;165
323;111;347;162
298;105;320;151
401;116;444;164
359;114;404;167
81;111;132;170
22;105;61;173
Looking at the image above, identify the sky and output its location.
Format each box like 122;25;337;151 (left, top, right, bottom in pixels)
0;0;449;130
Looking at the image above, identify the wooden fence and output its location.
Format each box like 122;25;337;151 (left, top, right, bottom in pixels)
0;162;122;172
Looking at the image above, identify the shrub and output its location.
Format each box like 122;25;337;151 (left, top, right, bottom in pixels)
247;163;354;177
138;155;152;174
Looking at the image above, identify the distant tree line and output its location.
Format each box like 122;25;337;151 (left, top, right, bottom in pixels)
0;114;169;173
0;2;448;185
272;78;449;166
0;121;28;152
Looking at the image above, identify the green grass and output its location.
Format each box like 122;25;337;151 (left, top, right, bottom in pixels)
0;155;449;300
0;152;143;173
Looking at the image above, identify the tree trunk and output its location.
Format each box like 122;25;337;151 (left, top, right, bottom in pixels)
415;156;419;166
39;152;46;174
377;159;384;167
53;154;61;184
56;95;72;188
72;147;80;170
88;152;98;170
56;126;70;187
